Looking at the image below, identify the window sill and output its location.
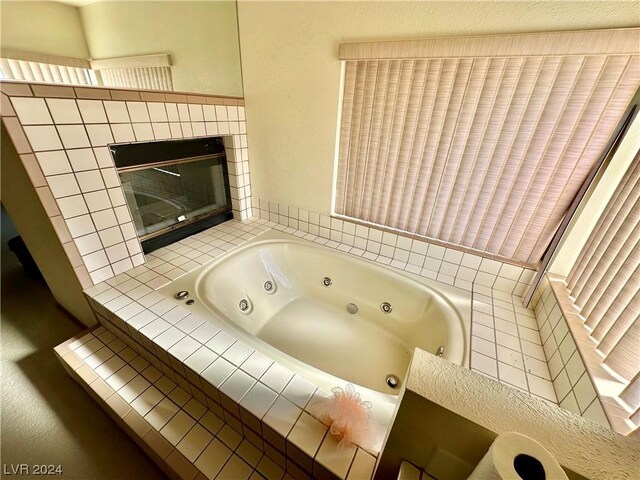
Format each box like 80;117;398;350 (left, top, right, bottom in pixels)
547;273;634;435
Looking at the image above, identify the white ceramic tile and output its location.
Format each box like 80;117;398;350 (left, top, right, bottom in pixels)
346;449;376;479
498;362;527;390
241;350;274;379
261;363;294;393
240;382;278;419
127;102;150;122
256;456;284;480
206;330;236;354
76;99;107;123
105;242;128;263
93;146;113;168
471;336;496;359
175;314;204;334
23;125;63;151
184;398;207;421
153;326;185;350
160;410;196;446
582;400;610;427
111;123;136;143
152;123;171;140
220;369;256;402
131;385;164;416
86;124;114;146
76;170;105;193
180;122;193;137
139;318;171;340
177;104;190;121
168;336;200;362
315;431;356;479
133;123;154;141
147;103;168;122
188;104;204;122
194;438;232;479
192;122;206;136
282;375;316;409
36;150;72;176
573;372;597;413
217;455;253;480
495;331;521;352
145;397;180;430
58;195;89;219
201;357;235;387
215;105;228;121
12;97;53;124
99;225;124;247
177;423;213;462
66;148;98;171
66;214;95;237
38;99;80;125
84;190;112;212
203;105;216;121
57;125;90;149
91;208;118;230
223;341;254;366
82;250;109;272
559;390;580;414
470;351;497;377
104;101;131;123
527;373;556;402
117;372;151;403
568;351;585;385
287;411;326;458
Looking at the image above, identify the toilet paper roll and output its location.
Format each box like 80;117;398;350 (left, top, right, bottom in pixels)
468;432;568;480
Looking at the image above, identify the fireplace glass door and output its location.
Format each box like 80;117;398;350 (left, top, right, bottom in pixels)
111;137;232;252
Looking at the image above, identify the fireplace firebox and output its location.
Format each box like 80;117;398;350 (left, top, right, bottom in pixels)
111;137;233;253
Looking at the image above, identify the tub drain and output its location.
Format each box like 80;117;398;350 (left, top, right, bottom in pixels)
346;303;358;314
386;374;400;389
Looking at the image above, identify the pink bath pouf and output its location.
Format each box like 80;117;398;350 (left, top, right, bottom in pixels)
311;384;373;448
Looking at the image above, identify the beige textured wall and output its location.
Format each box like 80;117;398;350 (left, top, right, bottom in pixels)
79;1;243;97
1;125;95;326
0;1;90;59
237;0;640;214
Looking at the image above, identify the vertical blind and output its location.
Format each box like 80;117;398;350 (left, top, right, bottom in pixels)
567;150;640;429
334;55;640;265
99;66;174;91
0;58;96;86
91;54;174;92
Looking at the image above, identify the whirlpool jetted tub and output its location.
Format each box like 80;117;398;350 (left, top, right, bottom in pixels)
161;229;471;401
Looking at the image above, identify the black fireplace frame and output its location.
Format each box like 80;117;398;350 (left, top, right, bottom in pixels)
111;136;233;254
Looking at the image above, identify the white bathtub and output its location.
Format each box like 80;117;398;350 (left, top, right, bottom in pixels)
161;229;471;399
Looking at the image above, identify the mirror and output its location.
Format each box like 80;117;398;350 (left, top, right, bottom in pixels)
0;0;243;97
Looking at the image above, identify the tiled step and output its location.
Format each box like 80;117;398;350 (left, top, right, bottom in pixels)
54;327;377;480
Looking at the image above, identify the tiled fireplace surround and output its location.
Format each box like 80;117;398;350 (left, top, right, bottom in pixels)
1;81;613;479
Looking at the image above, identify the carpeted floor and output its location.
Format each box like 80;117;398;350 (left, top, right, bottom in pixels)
1;207;167;479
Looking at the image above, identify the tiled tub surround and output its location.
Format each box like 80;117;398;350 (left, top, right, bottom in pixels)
76;217;559;478
532;275;625;431
0;80;252;289
55;327;377;480
248;199;556;402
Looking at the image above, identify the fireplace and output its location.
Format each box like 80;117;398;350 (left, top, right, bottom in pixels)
111;137;233;253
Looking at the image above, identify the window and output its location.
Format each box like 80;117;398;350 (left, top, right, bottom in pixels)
334;29;640;267
566;150;640;432
91;54;173;91
0;50;97;86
